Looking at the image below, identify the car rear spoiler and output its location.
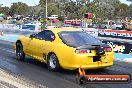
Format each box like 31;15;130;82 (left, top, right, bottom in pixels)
76;44;110;50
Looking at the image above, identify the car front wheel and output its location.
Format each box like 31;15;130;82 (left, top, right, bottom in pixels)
16;43;25;61
47;53;60;71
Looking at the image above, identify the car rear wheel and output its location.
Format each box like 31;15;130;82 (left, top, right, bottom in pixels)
16;43;25;61
47;53;60;71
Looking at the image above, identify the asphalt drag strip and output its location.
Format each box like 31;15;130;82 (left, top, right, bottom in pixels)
0;40;132;88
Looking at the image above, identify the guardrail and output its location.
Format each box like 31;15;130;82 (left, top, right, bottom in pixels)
98;29;132;40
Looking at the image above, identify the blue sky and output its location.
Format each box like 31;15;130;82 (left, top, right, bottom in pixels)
120;0;131;5
0;0;131;7
0;0;39;7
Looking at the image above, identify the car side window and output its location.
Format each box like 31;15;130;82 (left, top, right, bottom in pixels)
43;30;55;41
35;30;55;41
35;31;45;40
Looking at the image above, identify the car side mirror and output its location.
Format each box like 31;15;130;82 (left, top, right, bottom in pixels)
30;34;36;39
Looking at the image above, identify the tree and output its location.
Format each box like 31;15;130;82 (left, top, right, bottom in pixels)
38;0;131;20
39;0;58;7
93;0;120;4
27;6;42;16
0;7;10;15
91;0;122;20
128;4;132;17
63;1;80;19
39;0;62;17
119;3;129;18
47;3;60;16
9;2;29;16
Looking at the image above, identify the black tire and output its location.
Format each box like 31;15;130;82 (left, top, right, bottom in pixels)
47;53;60;71
116;27;120;30
104;26;107;29
16;43;25;61
79;76;87;84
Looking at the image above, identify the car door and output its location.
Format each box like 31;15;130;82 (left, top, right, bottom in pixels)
27;31;46;61
38;30;56;62
27;30;55;62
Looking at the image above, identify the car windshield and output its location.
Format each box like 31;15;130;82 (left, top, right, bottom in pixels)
59;31;102;47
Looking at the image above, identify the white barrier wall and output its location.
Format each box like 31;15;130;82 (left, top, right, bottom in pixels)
0;24;20;29
0;23;40;32
81;28;99;37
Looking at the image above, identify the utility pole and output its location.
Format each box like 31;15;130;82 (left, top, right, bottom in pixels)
45;0;48;28
46;0;47;19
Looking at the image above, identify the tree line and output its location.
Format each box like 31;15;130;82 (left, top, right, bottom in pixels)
0;0;132;20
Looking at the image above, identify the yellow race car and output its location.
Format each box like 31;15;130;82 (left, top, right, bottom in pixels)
15;27;114;71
